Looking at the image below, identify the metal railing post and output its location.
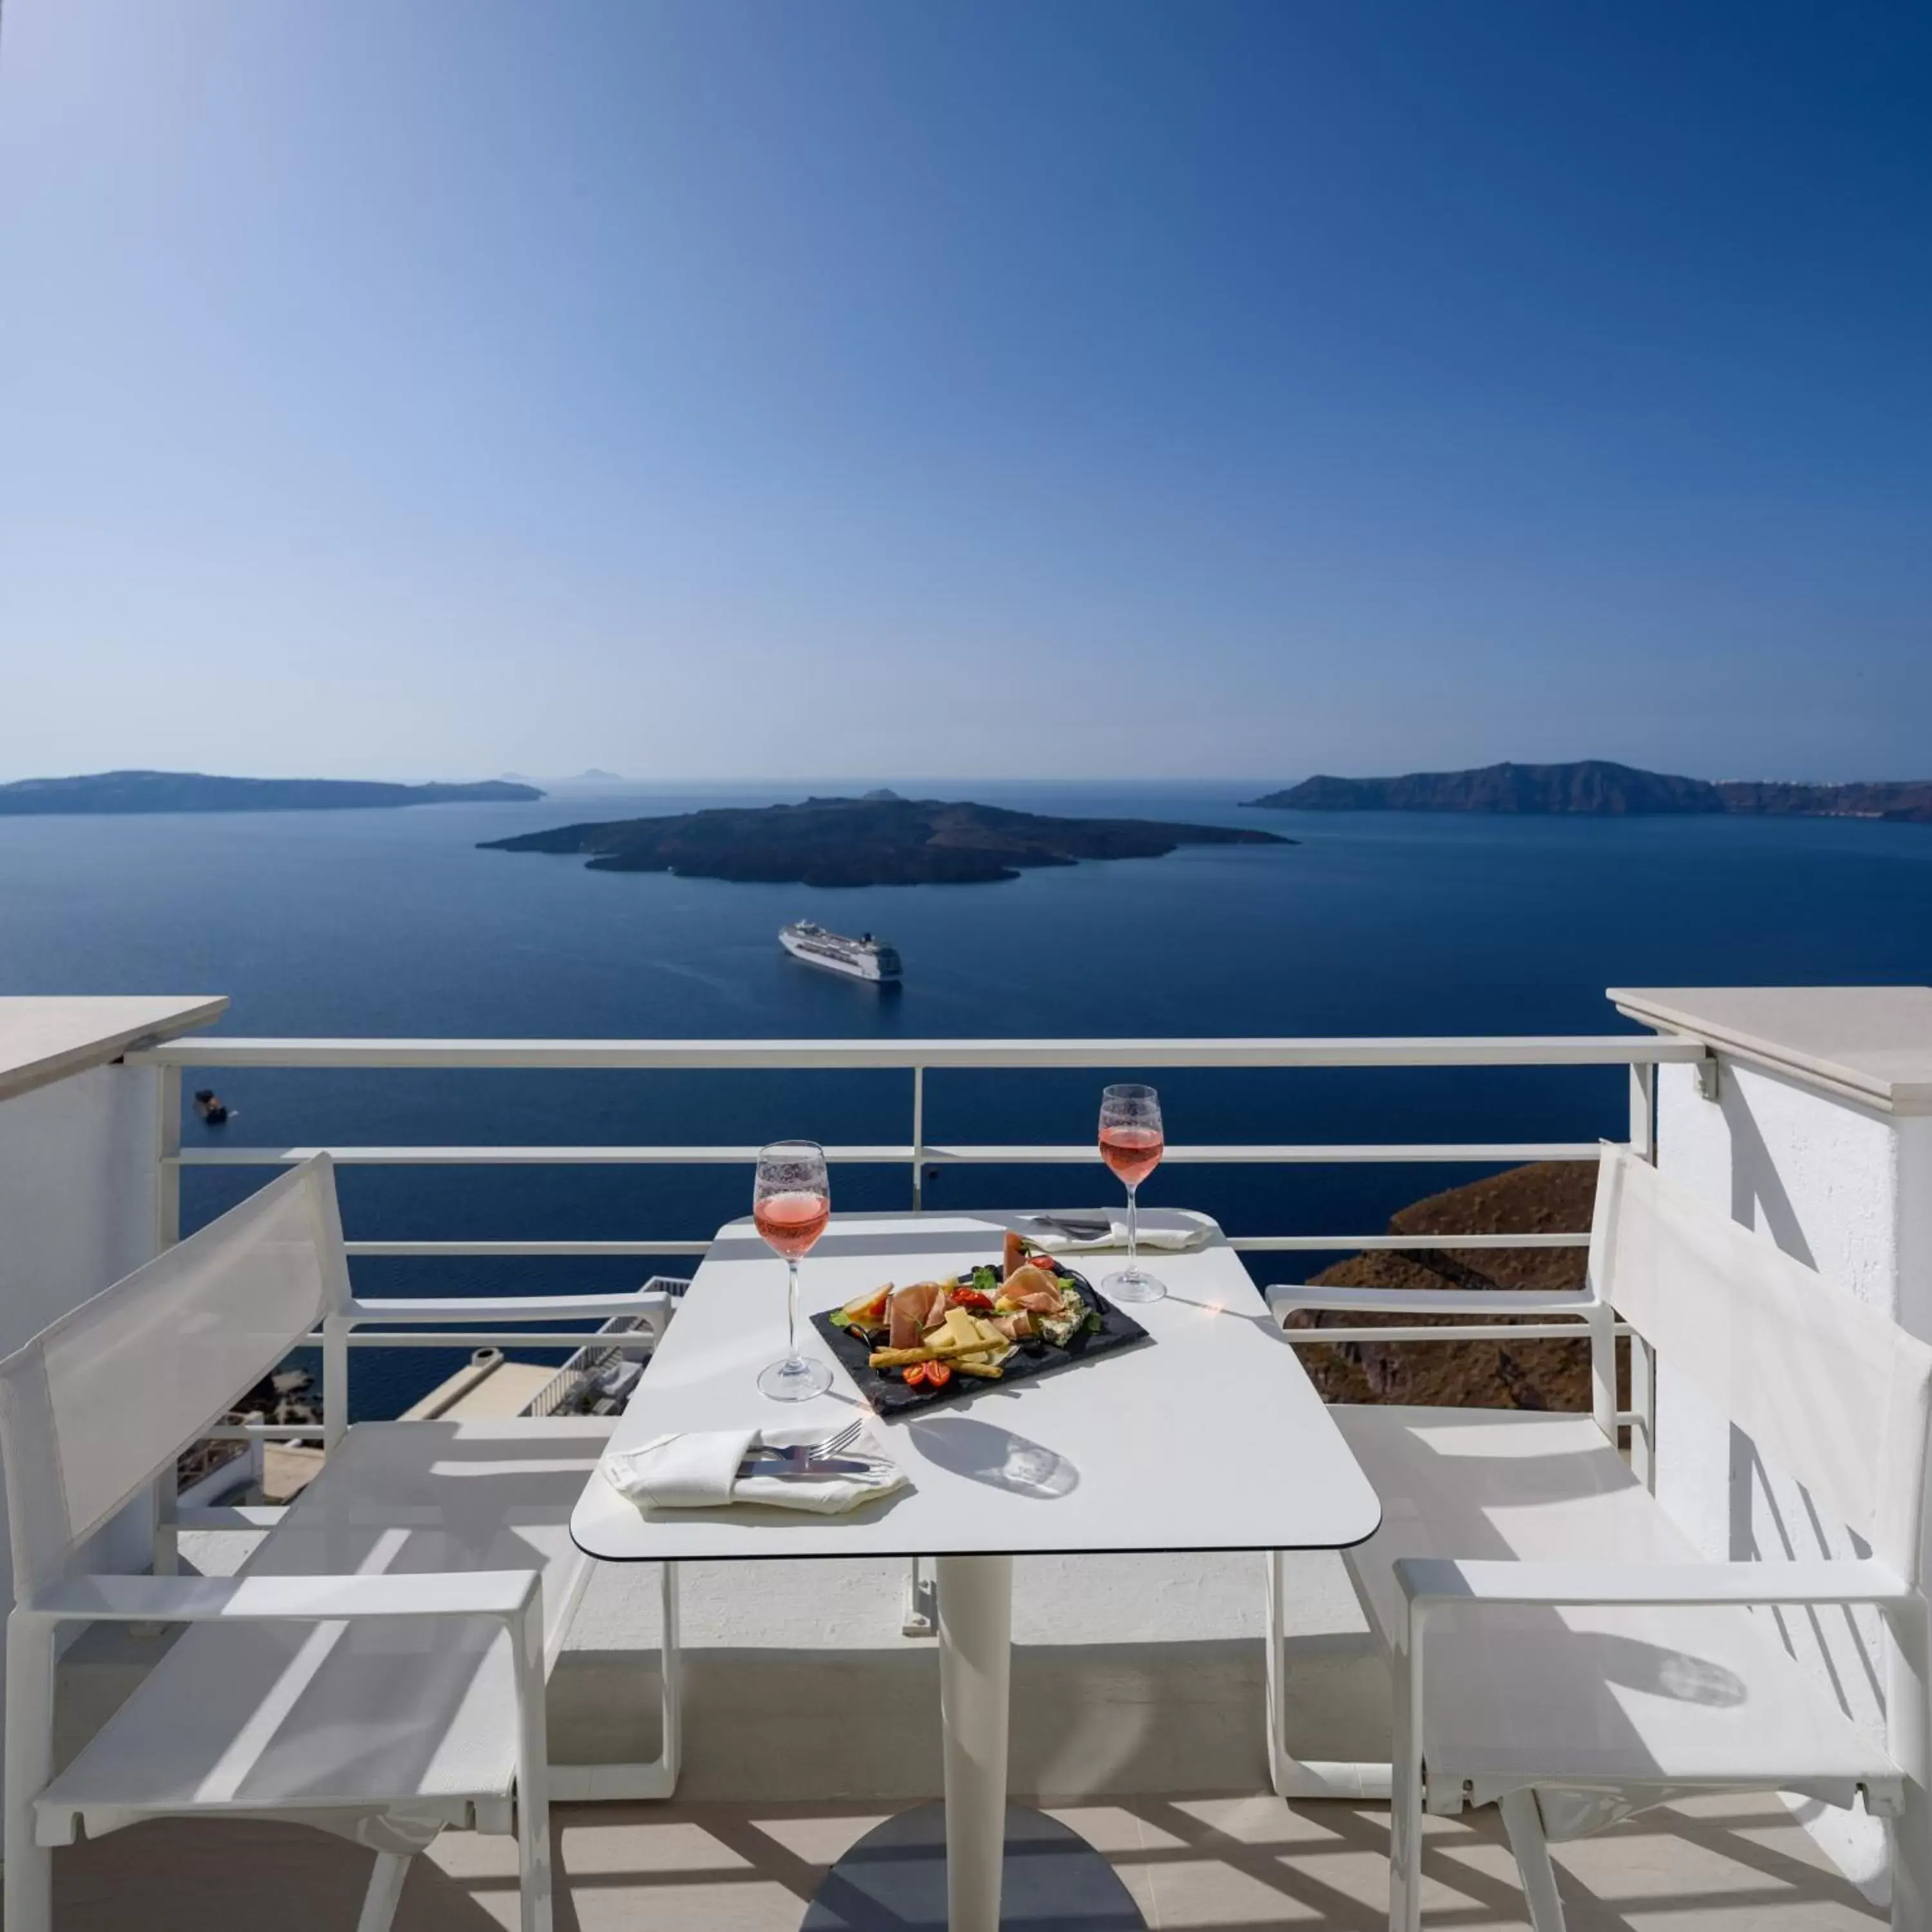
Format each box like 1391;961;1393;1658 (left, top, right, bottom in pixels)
1627;1058;1658;1489
149;1064;184;1583
1627;1060;1656;1164
911;1065;925;1210
154;1062;181;1253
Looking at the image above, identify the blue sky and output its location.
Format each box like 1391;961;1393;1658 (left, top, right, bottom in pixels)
1;1;1927;784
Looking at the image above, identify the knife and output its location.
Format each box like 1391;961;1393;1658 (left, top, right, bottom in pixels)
738;1456;875;1478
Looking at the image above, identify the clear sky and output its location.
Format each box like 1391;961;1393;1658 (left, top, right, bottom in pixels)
1;1;1927;785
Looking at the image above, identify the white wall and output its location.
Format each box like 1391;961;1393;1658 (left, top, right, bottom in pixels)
1654;1057;1932;1893
0;1063;162;1348
0;1061;166;1601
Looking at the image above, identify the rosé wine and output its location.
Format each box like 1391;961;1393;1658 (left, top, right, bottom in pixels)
755;1190;831;1258
1099;1124;1164;1189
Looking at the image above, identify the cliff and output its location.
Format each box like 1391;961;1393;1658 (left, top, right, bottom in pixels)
1289;1160;1605;1412
0;772;544;815
1714;779;1932;822
482;794;1291;887
1249;760;1932;821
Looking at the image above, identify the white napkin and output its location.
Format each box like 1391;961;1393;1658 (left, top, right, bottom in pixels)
1025;1217;1209;1256
600;1424;905;1516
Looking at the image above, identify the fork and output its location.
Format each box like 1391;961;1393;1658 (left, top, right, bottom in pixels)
806;1419;866;1461
744;1419;866;1470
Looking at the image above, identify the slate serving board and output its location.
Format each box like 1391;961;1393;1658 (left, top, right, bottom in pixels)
810;1265;1153;1417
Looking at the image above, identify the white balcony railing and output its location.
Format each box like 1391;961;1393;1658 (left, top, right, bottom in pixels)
127;1032;1703;1454
132;1032;1700;1229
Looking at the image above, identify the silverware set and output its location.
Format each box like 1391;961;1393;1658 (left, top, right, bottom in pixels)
1021;1213;1113;1240
738;1417;871;1479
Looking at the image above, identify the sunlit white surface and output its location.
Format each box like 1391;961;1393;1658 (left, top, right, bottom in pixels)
572;1209;1381;1563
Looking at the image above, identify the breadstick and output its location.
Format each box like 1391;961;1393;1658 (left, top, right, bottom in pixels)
867;1336;1001;1368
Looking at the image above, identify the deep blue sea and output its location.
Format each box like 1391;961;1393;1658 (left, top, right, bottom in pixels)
3;781;1928;1417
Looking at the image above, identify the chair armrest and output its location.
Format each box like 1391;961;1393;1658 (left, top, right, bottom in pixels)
19;1568;541;1627
342;1289;676;1332
1265;1284;1598;1322
1393;1555;1915;1612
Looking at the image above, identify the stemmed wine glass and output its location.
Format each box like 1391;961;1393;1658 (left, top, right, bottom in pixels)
753;1140;833;1401
1098;1084;1166;1303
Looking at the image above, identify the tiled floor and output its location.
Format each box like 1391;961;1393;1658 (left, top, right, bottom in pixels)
42;1790;1885;1929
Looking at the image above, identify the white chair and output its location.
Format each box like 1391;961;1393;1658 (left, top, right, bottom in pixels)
1267;1144;1932;1931
0;1154;679;1932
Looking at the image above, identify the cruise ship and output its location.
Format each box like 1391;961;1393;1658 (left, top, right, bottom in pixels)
779;920;903;983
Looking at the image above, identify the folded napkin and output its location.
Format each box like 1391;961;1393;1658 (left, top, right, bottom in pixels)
1026;1217;1209;1256
601;1424;905;1516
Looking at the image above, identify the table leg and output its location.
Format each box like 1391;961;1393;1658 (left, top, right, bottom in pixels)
936;1552;1012;1932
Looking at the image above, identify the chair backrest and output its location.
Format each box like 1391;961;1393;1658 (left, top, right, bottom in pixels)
0;1155;348;1600
1591;1143;1932;1582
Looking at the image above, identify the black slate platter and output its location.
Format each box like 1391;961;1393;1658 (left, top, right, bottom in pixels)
810;1263;1153;1417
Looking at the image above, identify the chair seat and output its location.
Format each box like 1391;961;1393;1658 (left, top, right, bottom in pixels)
1334;1406;1900;1815
39;1419;612;1846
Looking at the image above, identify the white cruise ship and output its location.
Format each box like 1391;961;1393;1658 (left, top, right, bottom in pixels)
779;920;903;983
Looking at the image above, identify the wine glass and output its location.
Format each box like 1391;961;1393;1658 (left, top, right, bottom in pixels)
753;1140;834;1401
1098;1083;1166;1304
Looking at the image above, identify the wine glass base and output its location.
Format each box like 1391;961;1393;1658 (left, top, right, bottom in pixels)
759;1355;833;1402
1102;1266;1166;1305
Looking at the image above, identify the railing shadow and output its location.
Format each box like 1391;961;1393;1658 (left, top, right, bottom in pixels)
44;1785;1886;1929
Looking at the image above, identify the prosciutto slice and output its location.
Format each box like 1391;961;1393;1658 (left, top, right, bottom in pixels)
1007;1286;1064;1315
998;1265;1066;1315
888;1281;949;1350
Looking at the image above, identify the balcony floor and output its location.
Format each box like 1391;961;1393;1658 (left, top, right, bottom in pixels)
41;1542;1886;1927
46;1789;1883;1929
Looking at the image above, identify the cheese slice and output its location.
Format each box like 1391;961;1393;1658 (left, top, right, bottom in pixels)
943;1307;985;1350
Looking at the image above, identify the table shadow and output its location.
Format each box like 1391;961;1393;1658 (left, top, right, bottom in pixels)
905;1416;1080;1499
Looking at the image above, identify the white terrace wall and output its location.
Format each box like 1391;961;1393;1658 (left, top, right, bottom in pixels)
1654;1054;1932;1896
0;999;223;1783
0;1059;170;1603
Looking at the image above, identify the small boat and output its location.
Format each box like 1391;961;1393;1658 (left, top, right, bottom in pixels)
193;1088;231;1125
780;920;902;983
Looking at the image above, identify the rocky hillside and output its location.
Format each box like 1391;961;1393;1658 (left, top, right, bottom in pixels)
1249;760;1932;822
1253;761;1719;816
1286;1160;1609;1411
0;772;542;814
1716;778;1932;821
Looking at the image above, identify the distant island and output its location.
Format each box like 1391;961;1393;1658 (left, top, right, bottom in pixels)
1247;760;1932;822
482;794;1292;887
0;771;544;815
503;768;627;784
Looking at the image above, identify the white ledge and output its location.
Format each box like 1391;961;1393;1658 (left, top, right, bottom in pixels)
1611;985;1932;1115
0;996;229;1103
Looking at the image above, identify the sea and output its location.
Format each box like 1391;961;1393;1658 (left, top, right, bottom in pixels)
3;780;1928;1419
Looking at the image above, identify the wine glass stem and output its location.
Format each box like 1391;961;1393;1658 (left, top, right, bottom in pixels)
786;1256;800;1363
1126;1184;1139;1273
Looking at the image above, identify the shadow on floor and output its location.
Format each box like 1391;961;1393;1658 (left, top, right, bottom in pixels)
41;1790;1886;1931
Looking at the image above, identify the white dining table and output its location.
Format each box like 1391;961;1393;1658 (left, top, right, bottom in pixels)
571;1208;1382;1931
